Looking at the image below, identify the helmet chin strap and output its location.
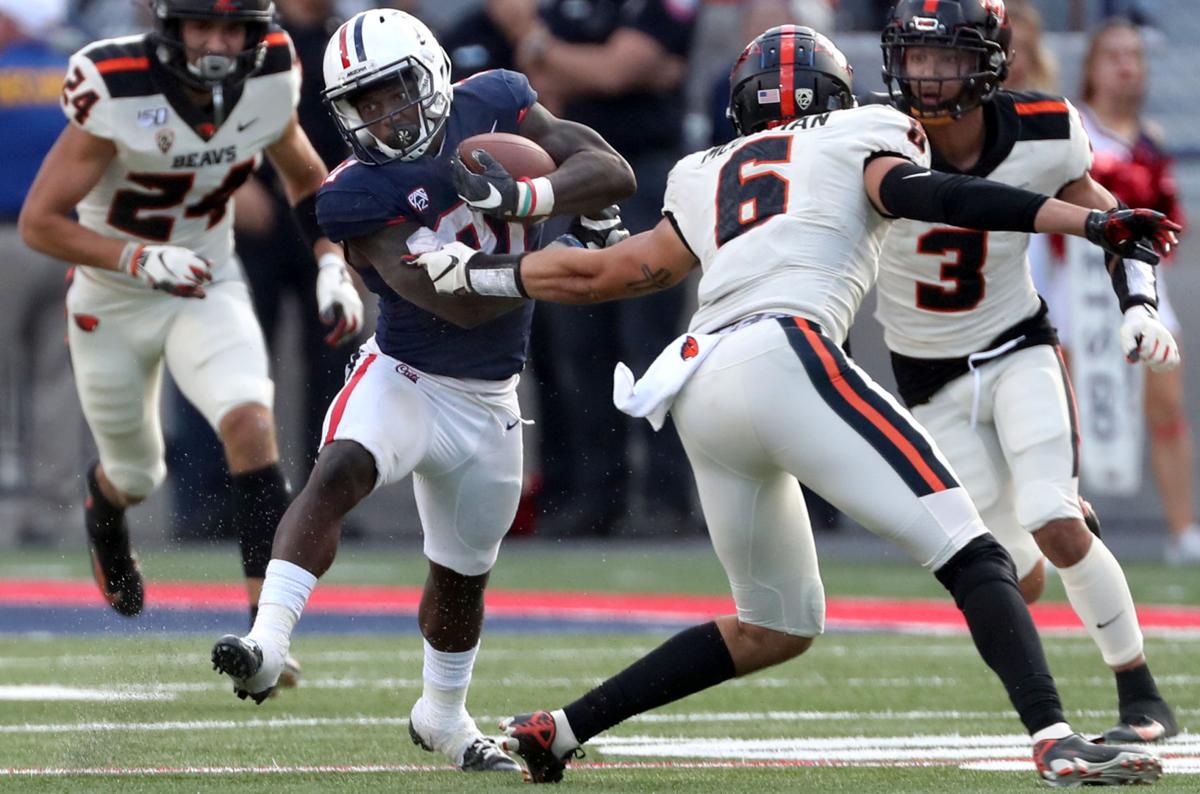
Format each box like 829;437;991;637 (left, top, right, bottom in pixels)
190;54;237;125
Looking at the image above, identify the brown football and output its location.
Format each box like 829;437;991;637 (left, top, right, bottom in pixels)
457;132;556;179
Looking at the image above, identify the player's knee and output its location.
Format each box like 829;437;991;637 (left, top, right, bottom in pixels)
726;620;813;674
1032;517;1092;568
305;441;377;510
1019;558;1046;604
218;403;277;464
104;462;164;503
1015;480;1078;535
934;534;1019;609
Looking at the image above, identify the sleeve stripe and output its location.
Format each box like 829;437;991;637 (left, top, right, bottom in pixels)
1014;100;1067;116
96;56;149;74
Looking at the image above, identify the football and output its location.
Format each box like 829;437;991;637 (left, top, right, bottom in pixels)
457;132;556;179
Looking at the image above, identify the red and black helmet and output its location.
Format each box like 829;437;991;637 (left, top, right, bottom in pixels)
149;0;275;93
727;25;855;137
881;0;1011;120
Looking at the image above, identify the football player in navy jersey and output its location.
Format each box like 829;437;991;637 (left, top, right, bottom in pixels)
211;8;634;773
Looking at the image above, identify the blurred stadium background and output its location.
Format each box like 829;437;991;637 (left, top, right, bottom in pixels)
2;0;1199;561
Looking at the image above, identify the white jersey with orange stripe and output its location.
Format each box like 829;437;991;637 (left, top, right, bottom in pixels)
875;92;1093;359
663;104;930;346
59;31;301;292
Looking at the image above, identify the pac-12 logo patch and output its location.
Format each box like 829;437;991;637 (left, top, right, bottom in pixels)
156;129;174;154
680;335;699;360
795;88;814;111
407;187;430;212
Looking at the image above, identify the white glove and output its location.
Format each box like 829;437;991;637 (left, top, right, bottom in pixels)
315;252;363;346
120;242;212;298
413;241;480;296
1120;304;1180;372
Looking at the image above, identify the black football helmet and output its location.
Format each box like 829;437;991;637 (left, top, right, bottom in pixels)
149;0;275;96
881;0;1011;121
727;26;855;137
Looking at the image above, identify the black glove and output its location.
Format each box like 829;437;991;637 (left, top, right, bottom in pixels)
450;150;526;218
569;205;630;250
1084;207;1181;265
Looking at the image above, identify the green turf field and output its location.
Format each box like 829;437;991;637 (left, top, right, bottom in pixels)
2;545;1197;791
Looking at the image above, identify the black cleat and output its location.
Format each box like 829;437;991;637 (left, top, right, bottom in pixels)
211;634;275;705
1034;732;1162;787
499;711;578;784
1100;698;1180;744
84;465;143;617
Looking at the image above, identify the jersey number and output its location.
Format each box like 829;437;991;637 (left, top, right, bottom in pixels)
61;66;99;126
107;162;256;242
715;136;791;246
914;229;988;312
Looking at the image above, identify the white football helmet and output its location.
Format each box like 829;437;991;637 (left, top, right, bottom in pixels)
322;9;452;165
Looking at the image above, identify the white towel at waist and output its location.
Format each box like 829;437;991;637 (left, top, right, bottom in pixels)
612;332;724;431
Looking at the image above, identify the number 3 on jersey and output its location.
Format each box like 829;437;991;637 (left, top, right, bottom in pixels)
715;137;791;246
915;228;988;312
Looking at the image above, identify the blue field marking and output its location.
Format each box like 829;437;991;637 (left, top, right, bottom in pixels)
0;605;694;636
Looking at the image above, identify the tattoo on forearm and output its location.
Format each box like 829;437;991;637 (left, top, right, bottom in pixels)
624;264;672;293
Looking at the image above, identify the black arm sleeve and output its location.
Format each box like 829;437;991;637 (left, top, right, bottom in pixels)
877;160;1050;232
291;192;324;250
1104;201;1159;312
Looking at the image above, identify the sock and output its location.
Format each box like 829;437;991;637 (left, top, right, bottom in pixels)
85;463;128;540
935;537;1066;736
1115;663;1164;711
561;621;736;745
231;464;292;580
1057;540;1144;667
422;640;479;720
247;559;316;651
549;709;581;757
1032;722;1074;743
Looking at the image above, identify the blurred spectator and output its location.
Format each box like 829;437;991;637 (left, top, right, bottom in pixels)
498;0;700;537
169;0;362;541
708;0;835;147
1004;0;1057;93
1038;19;1200;565
441;0;529;79
0;2;85;544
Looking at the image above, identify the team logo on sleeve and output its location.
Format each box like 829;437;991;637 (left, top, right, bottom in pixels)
407;187;430;212
680;335;699;360
156;129;175;154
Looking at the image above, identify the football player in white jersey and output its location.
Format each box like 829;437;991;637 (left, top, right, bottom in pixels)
873;0;1178;743
17;0;363;676
413;26;1176;787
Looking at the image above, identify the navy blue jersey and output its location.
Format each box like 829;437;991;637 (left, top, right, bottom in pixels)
317;69;542;380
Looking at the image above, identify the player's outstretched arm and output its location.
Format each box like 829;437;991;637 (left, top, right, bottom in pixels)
415;218;697;305
863;156;1180;264
348;222;526;328
266;117;364;345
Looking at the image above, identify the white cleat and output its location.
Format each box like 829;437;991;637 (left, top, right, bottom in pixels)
408;697;520;772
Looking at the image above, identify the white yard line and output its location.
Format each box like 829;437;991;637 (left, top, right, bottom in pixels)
3;713;1198;735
